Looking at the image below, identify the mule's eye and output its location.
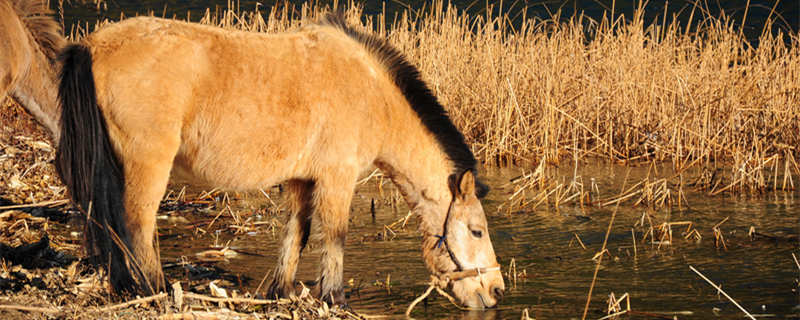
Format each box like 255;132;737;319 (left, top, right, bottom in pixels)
471;230;483;238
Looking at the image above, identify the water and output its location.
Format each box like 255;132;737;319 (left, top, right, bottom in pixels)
156;165;800;319
58;0;797;45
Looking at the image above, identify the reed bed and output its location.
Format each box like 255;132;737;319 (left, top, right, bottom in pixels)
383;0;799;196
39;0;800;207
70;0;800;171
134;0;800;203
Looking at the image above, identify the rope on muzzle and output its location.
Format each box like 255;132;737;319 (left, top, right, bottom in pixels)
404;266;502;316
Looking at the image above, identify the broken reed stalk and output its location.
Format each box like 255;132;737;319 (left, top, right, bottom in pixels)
182;292;276;305
689;266;756;320
97;292;169;312
405;284;436;316
598;310;628;320
582;169;631;320
405;275;479;316
581;203;620;320
0;304;60;314
574;233;587;250
0;199;69;210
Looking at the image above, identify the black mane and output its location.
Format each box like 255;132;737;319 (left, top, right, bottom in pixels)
320;14;478;176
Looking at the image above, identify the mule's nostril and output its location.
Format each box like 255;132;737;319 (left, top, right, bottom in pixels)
492;286;505;300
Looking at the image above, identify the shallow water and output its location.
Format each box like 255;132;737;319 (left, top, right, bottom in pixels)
157;164;799;319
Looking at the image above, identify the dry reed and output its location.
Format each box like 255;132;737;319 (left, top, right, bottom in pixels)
372;1;800;193
20;0;800;214
179;0;800;211
68;0;800;180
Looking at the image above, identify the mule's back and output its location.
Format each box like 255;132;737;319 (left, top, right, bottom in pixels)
84;17;407;189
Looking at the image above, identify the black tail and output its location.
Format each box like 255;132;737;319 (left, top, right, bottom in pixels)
56;44;151;294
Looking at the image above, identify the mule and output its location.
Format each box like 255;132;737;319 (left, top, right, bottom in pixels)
56;14;505;308
0;0;64;140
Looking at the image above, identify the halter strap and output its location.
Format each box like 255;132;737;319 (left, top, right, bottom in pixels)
440;265;502;282
434;234;446;249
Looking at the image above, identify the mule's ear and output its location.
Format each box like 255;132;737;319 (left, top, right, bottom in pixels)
449;171;481;199
458;170;476;198
448;173;459;197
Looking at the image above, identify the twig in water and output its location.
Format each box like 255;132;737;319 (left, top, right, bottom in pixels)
509;258;517;288
581;204;620;320
605;292;630;315
521;308;534;320
631;228;637;259
689;266;756;320
574;233;587;250
582;169;632;320
405;284;435;316
627;310;692;319
597;310;628;320
405;276;477;316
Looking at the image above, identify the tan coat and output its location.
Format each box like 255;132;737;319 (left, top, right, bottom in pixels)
57;14;504;308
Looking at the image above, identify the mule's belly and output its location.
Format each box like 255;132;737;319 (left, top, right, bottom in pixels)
171;133;312;191
169;99;322;190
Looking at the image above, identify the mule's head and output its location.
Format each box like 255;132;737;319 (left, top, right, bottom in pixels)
422;170;505;309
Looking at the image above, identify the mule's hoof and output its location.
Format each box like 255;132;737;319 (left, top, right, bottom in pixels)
335;303;354;313
266;281;292;299
319;289;347;306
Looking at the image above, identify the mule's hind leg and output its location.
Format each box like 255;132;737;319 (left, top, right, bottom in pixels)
267;179;314;298
313;170;357;305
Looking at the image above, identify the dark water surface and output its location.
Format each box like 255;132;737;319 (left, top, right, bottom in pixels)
58;0;797;44
157;164;800;319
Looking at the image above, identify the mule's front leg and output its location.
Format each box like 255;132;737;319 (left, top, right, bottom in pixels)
314;174;356;306
121;157;175;294
268;180;314;298
114;129;180;294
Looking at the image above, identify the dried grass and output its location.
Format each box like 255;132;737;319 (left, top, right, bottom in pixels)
68;0;800;182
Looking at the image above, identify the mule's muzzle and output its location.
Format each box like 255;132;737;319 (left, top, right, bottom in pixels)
441;265;505;309
491;285;504;301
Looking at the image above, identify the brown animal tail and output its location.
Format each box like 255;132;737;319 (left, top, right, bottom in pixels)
56;44;150;294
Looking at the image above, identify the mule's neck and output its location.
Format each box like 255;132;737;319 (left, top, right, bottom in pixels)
10;33;61;143
375;104;455;234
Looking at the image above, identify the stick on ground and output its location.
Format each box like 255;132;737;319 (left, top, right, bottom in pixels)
0;304;60;314
97;292;169;313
